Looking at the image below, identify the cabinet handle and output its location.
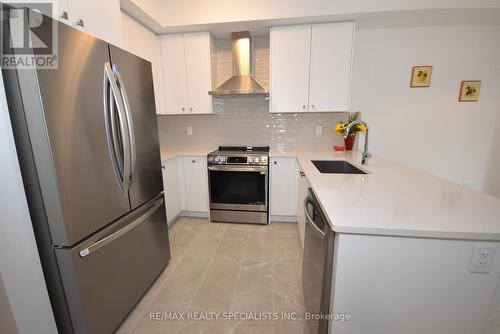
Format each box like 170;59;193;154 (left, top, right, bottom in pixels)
274;161;277;165
302;105;306;109
75;18;84;27
189;107;193;112
300;171;305;177
161;165;165;170
59;11;68;20
311;104;316;109
192;160;196;163
182;107;185;112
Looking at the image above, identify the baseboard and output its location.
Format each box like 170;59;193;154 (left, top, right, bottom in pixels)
179;210;209;218
167;213;181;227
270;215;297;223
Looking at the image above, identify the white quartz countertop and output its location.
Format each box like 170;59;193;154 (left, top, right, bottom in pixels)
161;147;215;162
291;149;500;241
161;147;500;240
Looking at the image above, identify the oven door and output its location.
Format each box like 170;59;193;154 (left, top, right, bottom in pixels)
208;165;268;212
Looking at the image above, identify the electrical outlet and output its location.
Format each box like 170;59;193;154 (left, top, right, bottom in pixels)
186;127;193;136
315;125;322;136
469;245;496;274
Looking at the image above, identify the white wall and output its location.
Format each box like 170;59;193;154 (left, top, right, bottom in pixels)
350;25;500;195
121;11;165;114
0;75;58;333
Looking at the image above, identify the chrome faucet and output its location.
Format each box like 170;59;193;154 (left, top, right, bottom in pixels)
344;120;372;165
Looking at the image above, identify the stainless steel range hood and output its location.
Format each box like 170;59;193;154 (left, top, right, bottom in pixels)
209;31;269;97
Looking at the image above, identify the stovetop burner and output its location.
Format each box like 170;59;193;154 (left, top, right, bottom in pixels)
208;146;270;166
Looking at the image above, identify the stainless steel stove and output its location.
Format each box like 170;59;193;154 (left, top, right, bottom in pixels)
207;146;269;224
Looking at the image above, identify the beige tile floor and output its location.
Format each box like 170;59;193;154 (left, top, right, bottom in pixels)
115;217;305;334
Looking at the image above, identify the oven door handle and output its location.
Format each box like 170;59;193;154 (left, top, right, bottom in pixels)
208;165;268;173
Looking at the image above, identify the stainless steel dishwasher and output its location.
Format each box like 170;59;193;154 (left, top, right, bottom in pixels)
302;188;335;334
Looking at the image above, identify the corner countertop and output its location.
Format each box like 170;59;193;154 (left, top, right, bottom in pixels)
290;149;500;241
160;147;500;241
161;147;215;162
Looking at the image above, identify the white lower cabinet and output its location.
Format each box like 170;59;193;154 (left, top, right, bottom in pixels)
181;156;209;212
270;157;298;218
162;159;182;223
296;166;311;247
162;156;209;223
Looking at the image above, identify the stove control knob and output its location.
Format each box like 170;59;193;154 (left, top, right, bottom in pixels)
261;157;267;164
208;157;214;163
221;156;226;163
214;156;220;163
248;157;254;163
254;157;260;163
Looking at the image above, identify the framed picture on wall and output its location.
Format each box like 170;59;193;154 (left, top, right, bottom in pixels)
410;66;433;87
459;81;481;102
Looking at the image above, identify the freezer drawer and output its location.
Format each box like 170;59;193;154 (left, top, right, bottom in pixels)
55;195;170;334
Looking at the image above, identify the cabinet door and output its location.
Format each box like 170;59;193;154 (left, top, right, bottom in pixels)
270;158;298;216
270;25;311;113
162;159;183;223
309;22;354;112
161;34;189;114
69;0;123;46
182;157;209;212
184;32;212;114
296;168;310;248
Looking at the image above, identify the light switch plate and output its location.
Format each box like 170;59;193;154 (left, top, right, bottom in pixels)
187;127;193;136
469;245;496;274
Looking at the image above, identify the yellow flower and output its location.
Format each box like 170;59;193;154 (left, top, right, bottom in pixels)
335;123;346;135
357;124;367;132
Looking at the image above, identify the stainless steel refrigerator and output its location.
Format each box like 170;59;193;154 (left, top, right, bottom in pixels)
2;7;170;334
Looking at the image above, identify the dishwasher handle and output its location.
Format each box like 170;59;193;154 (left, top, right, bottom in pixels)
304;197;327;239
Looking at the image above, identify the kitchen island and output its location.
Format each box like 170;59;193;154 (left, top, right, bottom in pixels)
273;148;500;334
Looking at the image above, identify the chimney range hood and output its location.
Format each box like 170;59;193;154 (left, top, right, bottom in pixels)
209;31;269;97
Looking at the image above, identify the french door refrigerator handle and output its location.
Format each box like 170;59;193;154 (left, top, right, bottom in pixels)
114;68;136;187
79;195;164;258
304;197;326;239
104;63;131;196
103;68;125;191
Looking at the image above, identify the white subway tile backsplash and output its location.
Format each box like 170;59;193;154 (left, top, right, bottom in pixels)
157;35;347;152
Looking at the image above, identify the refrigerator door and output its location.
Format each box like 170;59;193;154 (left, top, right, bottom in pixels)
55;194;170;334
14;18;131;246
108;45;163;209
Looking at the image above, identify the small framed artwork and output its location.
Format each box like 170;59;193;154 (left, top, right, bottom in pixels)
410;66;433;87
459;81;481;102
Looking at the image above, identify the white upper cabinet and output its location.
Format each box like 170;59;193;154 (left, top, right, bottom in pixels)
161;32;214;115
270;22;354;113
270;25;311;113
162;34;189;114
53;0;123;46
309;22;354;112
184;33;213;114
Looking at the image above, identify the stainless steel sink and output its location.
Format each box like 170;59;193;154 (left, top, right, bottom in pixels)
311;160;367;174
